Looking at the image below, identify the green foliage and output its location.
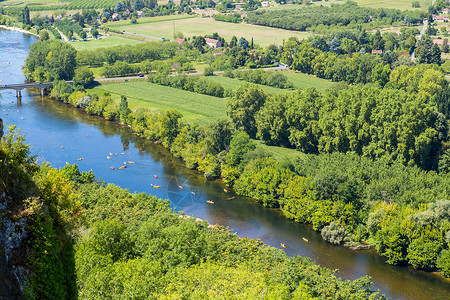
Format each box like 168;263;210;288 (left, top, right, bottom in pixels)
74;66;94;88
227;83;267;138
437;250;450;277
25;40;77;81
246;3;426;33
407;235;443;270
321;221;347;245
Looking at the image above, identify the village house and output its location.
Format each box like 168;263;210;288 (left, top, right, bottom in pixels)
111;13;121;21
444;8;450;14
205;38;222;48
175;38;185;45
235;3;244;10
435;15;448;23
261;1;270;7
371;50;383;54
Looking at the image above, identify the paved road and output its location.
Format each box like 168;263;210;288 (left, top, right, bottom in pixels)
411;19;428;61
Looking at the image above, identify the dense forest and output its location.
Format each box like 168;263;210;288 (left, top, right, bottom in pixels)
246;1;427;33
0;124;384;299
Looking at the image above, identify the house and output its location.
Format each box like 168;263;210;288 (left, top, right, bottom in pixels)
205;38;222;48
111;13;121;21
137;11;146;18
261;1;270;7
444;8;450;14
235;3;243;10
435;15;448;22
433;39;445;45
214;52;223;56
175;38;185;45
372;50;383;54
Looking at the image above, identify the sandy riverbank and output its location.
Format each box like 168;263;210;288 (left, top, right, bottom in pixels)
0;25;39;37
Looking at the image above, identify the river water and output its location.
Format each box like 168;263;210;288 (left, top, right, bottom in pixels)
1;29;450;299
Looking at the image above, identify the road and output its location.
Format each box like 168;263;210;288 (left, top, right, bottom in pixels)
411;19;428;61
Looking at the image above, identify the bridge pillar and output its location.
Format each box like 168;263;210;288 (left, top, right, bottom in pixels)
40;88;45;96
16;89;21;98
17;97;22;106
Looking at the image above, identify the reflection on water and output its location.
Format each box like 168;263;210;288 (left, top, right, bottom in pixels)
1;29;450;300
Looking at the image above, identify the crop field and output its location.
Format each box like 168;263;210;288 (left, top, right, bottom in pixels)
107;16;312;47
93;81;227;124
206;75;287;94
0;0;117;10
70;34;144;51
283;71;335;91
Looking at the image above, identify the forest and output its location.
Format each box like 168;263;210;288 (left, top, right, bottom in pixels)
0;126;384;299
246;1;427;33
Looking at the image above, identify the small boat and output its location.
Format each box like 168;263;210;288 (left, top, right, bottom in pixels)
302;237;309;242
110;152;113;156
107;156;110;159
85;134;88;137
128;161;135;164
179;185;183;189
77;158;83;161
61;146;64;149
281;243;286;248
123;162;127;165
206;200;214;204
153;185;161;188
227;197;235;200
154;175;158;179
223;189;228;193
118;166;124;170
191;192;196;195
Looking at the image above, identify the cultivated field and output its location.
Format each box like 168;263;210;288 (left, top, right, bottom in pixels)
107;16;312;47
283;71;335;91
93;81;227;124
70;34;144;51
207;75;287;94
332;0;431;10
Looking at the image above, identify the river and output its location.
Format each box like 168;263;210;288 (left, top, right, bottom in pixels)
1;29;450;299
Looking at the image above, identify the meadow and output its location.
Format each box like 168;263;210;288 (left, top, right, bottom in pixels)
107;16;312;47
70;34;145;51
92;80;227;124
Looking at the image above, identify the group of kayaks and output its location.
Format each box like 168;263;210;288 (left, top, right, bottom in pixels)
280;237;309;249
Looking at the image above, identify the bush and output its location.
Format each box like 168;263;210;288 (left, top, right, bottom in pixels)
204;66;214;76
321;221;347;244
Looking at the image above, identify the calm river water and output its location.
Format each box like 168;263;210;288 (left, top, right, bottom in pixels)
1;29;450;299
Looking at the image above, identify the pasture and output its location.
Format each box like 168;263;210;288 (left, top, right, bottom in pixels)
106;16;312;47
92;80;227;124
70;34;144;51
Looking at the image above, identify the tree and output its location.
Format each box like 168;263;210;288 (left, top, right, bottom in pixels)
430;44;442;65
226;131;256;167
230;35;237;48
192;36;206;52
25;40;77;81
22;6;30;25
115;1;124;12
238;37;249;49
119;95;131;123
73;66;94;88
39;30;49;41
90;27;99;39
407;236;443;271
206;118;234;154
134;0;144;11
227;83;267;138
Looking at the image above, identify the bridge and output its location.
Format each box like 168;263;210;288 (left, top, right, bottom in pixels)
0;81;73;98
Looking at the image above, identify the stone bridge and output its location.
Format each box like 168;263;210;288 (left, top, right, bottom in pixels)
0;81;73;98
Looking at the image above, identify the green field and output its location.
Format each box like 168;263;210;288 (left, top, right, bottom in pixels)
70;34;144;51
207;75;287;94
254;140;306;163
207;71;334;93
266;0;432;11
93;81;227;124
107;15;312;47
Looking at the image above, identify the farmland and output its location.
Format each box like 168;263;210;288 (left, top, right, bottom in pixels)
92;80;227;124
70;35;145;51
106;16;312;47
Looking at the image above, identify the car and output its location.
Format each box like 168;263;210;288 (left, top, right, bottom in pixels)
139;74;144;77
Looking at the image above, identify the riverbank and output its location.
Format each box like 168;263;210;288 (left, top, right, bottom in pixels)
0;25;39;37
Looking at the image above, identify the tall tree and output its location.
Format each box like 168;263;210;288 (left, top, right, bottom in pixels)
227;83;266;138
